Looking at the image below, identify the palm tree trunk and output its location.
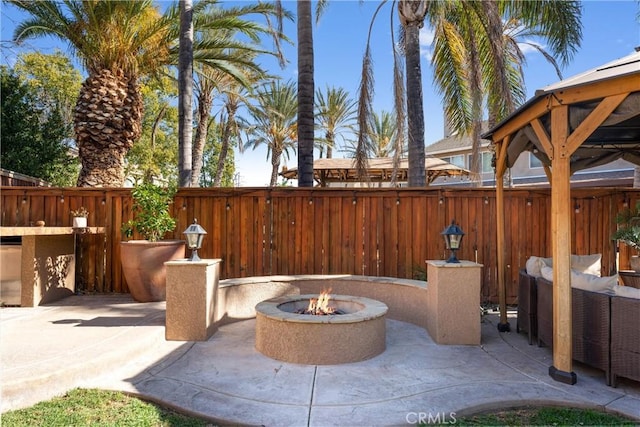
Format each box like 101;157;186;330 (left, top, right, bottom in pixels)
75;69;142;187
297;0;315;187
270;148;283;187
213;105;238;186
634;166;640;188
404;22;426;187
191;90;213;187
326;130;334;158
178;0;194;187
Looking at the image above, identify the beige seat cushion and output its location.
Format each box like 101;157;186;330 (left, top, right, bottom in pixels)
613;284;640;299
540;266;617;293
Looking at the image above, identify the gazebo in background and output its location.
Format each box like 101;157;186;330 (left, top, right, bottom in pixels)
484;49;640;385
280;157;469;186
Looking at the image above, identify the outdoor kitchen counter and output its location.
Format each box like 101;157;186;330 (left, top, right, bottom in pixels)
0;226;104;236
0;227;105;306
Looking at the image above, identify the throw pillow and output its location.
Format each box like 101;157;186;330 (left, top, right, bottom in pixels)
526;256;553;278
571;254;602;277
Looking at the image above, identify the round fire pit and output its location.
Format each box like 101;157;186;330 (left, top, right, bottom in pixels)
255;294;388;365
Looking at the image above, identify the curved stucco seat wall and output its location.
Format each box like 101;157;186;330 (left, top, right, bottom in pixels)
214;275;428;330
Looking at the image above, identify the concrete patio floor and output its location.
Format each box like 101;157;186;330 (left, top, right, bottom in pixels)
1;294;639;426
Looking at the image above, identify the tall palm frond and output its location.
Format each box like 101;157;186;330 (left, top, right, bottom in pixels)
356;1;390;185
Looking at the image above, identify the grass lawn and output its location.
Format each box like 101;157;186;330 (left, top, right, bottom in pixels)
1;388;637;426
451;406;637;426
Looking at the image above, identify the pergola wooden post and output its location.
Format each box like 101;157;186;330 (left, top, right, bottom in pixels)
484;50;639;385
494;138;510;331
548;105;576;384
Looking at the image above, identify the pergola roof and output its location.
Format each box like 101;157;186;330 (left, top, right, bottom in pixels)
483;50;640;174
279;157;470;186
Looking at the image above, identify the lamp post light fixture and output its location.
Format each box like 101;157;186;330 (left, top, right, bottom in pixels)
441;220;465;263
183;219;207;261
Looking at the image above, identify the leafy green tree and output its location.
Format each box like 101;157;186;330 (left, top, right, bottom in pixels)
13;50;82;135
125;76;179;186
1;66;78;186
242;80;297;186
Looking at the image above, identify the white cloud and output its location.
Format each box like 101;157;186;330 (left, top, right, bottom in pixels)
419;26;435;60
419;26;435;47
518;39;544;55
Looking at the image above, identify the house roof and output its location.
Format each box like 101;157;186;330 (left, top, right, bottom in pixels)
280;157;469;186
426;122;490;155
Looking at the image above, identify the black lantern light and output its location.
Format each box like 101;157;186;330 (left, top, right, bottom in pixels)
183;219;207;261
441;220;465;263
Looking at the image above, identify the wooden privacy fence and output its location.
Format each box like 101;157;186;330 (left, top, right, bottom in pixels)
1;186;637;305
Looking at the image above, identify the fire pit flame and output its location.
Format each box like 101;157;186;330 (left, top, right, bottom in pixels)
295;289;345;315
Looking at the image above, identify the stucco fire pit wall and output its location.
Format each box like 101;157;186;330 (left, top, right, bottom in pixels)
255;294;388;365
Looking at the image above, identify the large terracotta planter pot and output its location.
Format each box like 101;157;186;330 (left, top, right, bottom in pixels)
120;240;186;302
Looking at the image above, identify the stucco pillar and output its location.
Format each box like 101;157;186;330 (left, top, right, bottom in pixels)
21;234;76;307
425;260;483;345
165;259;222;341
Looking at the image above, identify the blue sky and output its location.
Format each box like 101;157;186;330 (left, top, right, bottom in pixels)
2;1;639;186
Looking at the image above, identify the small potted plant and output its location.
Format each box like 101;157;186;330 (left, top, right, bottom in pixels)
612;200;640;272
71;207;89;228
120;182;185;302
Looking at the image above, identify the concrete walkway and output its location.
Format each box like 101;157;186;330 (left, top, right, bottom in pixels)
1;295;639;426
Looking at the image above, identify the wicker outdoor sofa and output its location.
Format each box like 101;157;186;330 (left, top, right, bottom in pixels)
517;259;640;387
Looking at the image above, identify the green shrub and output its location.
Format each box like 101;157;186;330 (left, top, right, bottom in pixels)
122;182;177;242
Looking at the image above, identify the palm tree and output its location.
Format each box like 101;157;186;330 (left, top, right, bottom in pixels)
343;110;400;159
187;2;291;187
212;86;244;187
178;0;194;187
297;0;314;187
10;0;289;187
9;0;171;186
397;1;428;187
243;80;298;186
193;71;253;187
190;49;268;187
295;0;328;187
314;86;357;159
358;0;581;187
369;110;401;158
431;0;582;182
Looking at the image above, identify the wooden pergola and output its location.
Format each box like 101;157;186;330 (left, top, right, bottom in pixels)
280;157;469;186
484;50;640;384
